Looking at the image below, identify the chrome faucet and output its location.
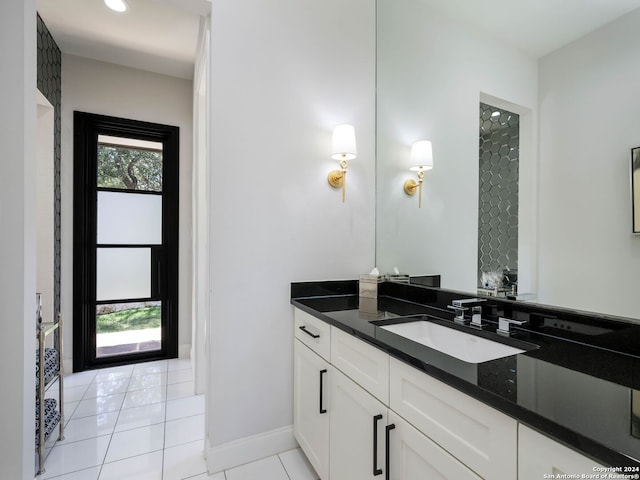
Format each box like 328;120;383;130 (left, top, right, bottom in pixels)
497;316;528;336
448;298;485;325
470;306;483;327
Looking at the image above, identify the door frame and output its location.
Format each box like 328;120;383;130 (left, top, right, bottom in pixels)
73;111;179;372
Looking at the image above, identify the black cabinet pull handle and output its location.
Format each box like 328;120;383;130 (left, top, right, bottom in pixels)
385;423;396;480
373;414;383;476
319;369;327;414
299;325;320;339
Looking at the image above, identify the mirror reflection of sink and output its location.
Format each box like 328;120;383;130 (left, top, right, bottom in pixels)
380;320;532;363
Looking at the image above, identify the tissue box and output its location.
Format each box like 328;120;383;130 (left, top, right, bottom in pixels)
359;297;384;320
359;274;383;298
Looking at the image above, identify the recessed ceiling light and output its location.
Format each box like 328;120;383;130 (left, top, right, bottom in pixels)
491;111;500;117
104;0;128;13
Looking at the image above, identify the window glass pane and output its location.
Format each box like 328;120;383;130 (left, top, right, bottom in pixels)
97;136;163;192
96;248;150;301
96;301;161;357
97;191;162;245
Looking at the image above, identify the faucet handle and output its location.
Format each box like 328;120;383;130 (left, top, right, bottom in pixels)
470;306;483;327
497;317;528;336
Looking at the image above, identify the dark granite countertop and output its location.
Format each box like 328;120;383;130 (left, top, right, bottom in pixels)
291;280;640;468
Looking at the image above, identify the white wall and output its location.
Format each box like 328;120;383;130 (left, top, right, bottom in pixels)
538;9;640;319
61;55;194;367
376;0;538;293
206;0;376;471
0;0;38;477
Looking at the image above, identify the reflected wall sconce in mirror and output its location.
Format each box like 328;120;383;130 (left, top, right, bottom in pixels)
403;140;433;208
328;124;357;202
105;0;129;12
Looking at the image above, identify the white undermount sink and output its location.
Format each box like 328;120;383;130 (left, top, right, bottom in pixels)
381;320;525;363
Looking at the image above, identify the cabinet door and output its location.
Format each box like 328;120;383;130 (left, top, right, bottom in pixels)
330;367;388;480
518;424;605;479
389;357;517;479
387;411;481;480
294;340;330;480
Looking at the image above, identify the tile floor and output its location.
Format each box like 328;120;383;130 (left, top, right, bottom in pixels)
38;358;319;480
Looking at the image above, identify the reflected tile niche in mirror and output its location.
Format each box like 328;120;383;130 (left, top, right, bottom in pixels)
478;103;519;296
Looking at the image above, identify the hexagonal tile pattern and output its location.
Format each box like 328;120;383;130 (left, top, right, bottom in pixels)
478;102;519;286
37;15;62;316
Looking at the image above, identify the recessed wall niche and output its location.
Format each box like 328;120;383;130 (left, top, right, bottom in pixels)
37;14;62;319
478;102;519;289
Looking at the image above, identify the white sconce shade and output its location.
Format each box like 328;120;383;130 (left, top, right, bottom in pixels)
409;140;433;171
105;0;128;12
331;124;357;161
328;124;357;202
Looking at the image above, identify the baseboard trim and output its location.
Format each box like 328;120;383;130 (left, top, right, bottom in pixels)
206;425;297;474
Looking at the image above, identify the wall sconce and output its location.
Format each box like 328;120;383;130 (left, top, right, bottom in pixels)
327;124;357;202
403;140;433;208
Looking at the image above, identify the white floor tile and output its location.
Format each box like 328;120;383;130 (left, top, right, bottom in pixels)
114;402;166;433
162;440;207;480
58;412;118;444
225;455;289;480
187;474;226;480
83;378;130;399
99;450;163;480
63;401;79;424
132;360;168;376
167;368;192;385
63;371;97;388
63;384;90;403
122;385;166;409
104;423;165;463
71;393;125;419
166;395;205;421
167;358;192;372
39;466;101;480
166;381;195;400
128;372;168;391
40;435;110;479
278;449;319;480
165;414;205;448
94;366;134;383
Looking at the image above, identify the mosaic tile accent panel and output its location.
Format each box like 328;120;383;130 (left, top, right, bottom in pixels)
478;103;519;286
37;14;62;318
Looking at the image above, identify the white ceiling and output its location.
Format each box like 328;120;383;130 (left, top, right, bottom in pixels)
37;0;209;79
36;0;640;81
419;0;640;57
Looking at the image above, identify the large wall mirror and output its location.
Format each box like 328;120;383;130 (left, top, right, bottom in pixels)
375;0;640;322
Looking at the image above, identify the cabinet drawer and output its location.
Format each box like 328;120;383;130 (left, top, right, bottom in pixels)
389;357;517;479
331;327;389;405
518;424;605;479
295;308;331;361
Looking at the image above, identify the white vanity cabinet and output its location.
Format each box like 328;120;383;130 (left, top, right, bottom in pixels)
293;307;601;480
518;424;605;479
293;309;331;479
329;367;388;480
387;410;481;480
331;326;390;404
389;357;518;479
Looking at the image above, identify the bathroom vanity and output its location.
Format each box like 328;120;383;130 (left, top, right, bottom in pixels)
291;280;640;479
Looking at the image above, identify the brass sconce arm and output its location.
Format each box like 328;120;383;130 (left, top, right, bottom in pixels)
404;169;425;207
